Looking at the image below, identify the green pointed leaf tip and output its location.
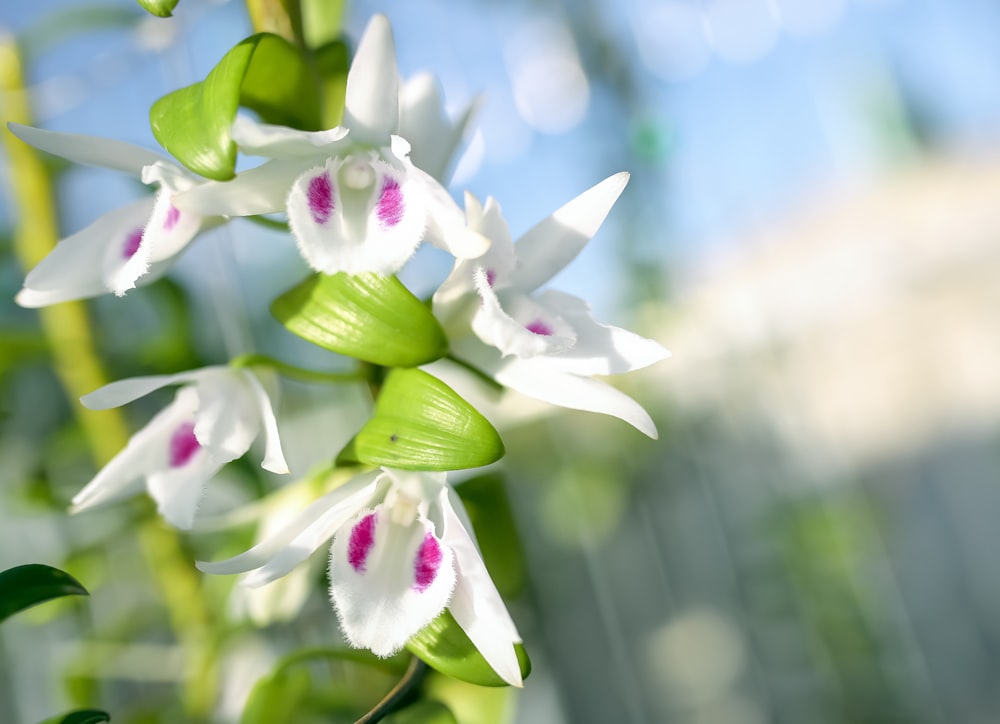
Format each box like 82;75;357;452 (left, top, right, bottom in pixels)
41;709;111;724
272;273;448;368
385;700;458;724
406;609;530;687
338;369;504;471
137;0;178;17
150;33;320;180
0;564;88;623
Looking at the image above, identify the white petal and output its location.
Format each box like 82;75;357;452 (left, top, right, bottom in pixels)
231;115;350;159
241;370;289;474
196;471;382;580
70;388;198;514
462;344;659;438
513;172;629;293
533;290;671;376
412;165;491;259
343;14;400;145
172;159;313;216
286;158;424;275
7;123;166;177
146;431;227;530
440;488;523;687
80;367;217;410
191;369;260;461
399;73;477;183
329;505;456;657
16;199;153;308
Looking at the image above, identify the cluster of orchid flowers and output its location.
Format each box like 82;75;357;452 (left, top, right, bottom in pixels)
13;15;667;690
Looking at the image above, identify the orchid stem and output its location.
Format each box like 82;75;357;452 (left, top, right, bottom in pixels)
244;214;290;232
232;353;365;384
355;656;427;724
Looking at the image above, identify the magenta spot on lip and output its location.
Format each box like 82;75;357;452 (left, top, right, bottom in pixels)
376;178;404;228
168;422;201;468
413;533;442;592
307;173;335;224
485;268;497;287
348;513;377;573
526;319;553;336
163;203;181;231
122;228;144;259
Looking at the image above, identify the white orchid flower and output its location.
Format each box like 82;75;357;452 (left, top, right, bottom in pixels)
71;366;288;530
196;467;523;687
8;123;213;307
172;14;488;276
432;173;670;438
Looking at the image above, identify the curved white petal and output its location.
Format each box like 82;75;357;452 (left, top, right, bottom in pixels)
80;367;218;410
70;388;199;514
191;370;260;461
412;165;491;259
16;198;153;308
329;505;456;657
462;344;659;438
286;158;425;275
399;73;478;183
196;471;382;580
231;115;349;159
440;488;522;687
172;159;312;216
532;290;671;376
513;172;629;293
8;123;167;177
343;14;399;146
241;370;289;474
147;430;227;530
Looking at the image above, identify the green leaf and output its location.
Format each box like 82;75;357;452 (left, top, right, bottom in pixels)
241;667;311;724
338;369;504;470
314;39;350;128
150;33;320;180
0;564;88;623
39;710;111;724
272;273;448;368
406;610;530;687
455;475;526;598
136;0;177;17
385;700;458;724
301;0;346;48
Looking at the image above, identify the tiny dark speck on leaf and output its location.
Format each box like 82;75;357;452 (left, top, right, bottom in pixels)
390;434;398;442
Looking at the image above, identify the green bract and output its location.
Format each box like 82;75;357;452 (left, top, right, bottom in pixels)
150;33;320;180
406;610;530;687
385;700;457;724
0;564;88;623
337;369;505;470
272;273;448;368
136;0;178;17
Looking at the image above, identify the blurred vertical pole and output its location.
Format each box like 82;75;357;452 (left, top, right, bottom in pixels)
0;33;217;720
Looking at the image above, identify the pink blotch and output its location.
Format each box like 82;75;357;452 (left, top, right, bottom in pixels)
413;533;442;592
163;204;181;231
485;268;497;287
307;173;335;224
168;422;201;468
376;178;404;228
348;514;377;573
122;228;144;259
526;319;553;336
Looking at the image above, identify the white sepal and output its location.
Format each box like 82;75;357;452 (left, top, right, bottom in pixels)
342;15;399;147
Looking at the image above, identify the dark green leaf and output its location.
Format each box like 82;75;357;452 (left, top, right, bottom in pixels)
150;33;320;180
385;700;457;724
0;564;88;623
337;369;504;470
136;0;177;17
455;474;525;598
406;609;530;687
272;273;448;368
40;709;110;724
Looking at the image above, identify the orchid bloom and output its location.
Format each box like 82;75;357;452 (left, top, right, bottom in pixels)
8;123;212;307
432;173;670;438
197;467;523;687
71;366;288;529
172;14;487;276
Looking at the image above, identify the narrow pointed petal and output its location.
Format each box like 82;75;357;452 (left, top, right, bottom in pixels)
16;199;153;308
231;115;349;159
513;172;630;293
458;342;658;438
241;370;289;474
532;290;670;375
343;14;400;145
71;389;198;514
196;471;381;579
330;506;456;657
80;368;212;410
172;159;312;216
440;489;523;687
7;123;166;176
399;73;478;183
